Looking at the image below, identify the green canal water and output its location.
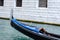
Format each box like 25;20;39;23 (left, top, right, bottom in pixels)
0;19;60;40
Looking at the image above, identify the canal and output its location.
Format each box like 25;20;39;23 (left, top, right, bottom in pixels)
0;19;60;40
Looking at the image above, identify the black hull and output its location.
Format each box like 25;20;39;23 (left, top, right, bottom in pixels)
10;20;59;40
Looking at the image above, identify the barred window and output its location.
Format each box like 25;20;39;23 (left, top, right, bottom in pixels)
0;0;4;6
16;0;22;7
39;0;47;8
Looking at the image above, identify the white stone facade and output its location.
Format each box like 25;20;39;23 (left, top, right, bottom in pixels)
0;0;60;24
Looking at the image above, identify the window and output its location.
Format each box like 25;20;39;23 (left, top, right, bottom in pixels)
16;0;22;7
0;0;4;6
39;0;47;8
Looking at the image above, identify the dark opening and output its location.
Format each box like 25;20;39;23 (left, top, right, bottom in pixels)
0;0;4;6
16;0;22;7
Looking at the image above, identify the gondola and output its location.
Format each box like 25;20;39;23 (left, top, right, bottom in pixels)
10;10;60;40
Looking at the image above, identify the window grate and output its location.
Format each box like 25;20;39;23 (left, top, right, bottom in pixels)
39;0;47;8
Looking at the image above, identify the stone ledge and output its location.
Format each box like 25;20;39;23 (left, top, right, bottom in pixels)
0;17;60;26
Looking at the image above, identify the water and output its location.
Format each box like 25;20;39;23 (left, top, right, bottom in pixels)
0;19;60;40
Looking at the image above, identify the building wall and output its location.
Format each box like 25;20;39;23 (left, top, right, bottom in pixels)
0;0;15;17
0;0;60;24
